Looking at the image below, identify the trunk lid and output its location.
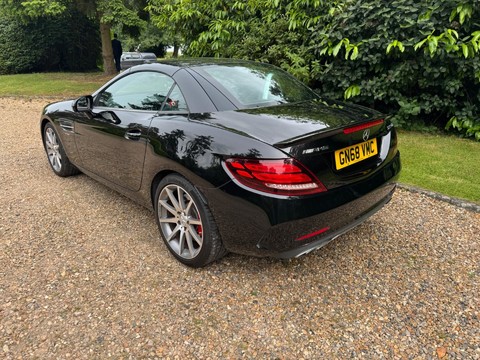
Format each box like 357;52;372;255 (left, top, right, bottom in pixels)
204;99;396;190
205;98;381;145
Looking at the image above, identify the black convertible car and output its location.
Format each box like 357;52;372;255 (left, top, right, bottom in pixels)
40;59;400;267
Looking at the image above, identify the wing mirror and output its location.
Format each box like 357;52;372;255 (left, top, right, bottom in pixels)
73;95;93;112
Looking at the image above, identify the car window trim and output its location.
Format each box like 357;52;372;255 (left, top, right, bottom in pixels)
92;105;189;116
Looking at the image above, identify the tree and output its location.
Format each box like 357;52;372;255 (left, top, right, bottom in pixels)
116;21;167;56
310;0;480;139
0;0;145;75
0;10;100;74
146;0;328;59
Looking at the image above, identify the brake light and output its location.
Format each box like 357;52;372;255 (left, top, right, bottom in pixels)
224;158;327;196
343;119;384;134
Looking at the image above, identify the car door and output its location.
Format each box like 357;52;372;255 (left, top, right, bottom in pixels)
74;71;177;191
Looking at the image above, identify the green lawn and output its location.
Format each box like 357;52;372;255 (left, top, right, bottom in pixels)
1;72;479;203
0;72;113;97
398;131;479;203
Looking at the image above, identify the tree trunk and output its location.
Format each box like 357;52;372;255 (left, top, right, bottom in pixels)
173;43;179;58
99;22;116;75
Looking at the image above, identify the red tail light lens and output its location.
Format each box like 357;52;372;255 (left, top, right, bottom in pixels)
224;158;327;196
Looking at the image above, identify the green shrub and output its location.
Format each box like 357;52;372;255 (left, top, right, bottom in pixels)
118;22;167;57
0;17;41;74
0;10;100;74
310;0;480;140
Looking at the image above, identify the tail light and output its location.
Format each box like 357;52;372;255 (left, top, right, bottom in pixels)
224;158;327;196
343;119;384;134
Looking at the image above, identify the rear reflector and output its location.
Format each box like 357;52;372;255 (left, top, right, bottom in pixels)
343;119;384;134
224;158;327;196
296;227;330;241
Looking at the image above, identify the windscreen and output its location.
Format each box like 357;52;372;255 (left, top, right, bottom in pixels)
194;63;318;108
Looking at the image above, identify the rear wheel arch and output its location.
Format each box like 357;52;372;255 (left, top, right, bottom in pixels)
150;169;212;209
150;170;176;208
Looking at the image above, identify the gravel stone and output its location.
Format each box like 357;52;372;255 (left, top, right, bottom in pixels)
1;97;479;358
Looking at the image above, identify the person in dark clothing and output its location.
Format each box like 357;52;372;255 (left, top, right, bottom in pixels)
112;33;123;72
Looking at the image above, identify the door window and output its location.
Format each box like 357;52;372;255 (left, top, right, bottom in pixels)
163;85;188;112
96;71;186;111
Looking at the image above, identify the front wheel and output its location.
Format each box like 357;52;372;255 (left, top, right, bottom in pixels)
154;174;227;267
42;123;79;177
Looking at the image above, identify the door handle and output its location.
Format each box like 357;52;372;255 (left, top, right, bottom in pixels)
125;129;142;140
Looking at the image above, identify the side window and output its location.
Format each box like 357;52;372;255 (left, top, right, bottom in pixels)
96;72;175;111
162;85;188;112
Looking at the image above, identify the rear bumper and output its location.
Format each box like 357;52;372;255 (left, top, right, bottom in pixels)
204;151;400;258
260;183;396;258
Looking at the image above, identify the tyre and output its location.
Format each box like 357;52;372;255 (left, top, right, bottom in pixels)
42;123;79;177
154;174;227;267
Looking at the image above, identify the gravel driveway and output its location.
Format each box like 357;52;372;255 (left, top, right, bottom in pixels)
1;98;479;359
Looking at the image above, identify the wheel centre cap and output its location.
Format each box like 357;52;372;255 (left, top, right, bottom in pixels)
180;214;189;227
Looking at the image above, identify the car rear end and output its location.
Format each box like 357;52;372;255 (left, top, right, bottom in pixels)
265;115;400;256
216;115;400;258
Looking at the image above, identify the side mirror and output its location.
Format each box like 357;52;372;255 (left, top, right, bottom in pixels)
73;95;93;112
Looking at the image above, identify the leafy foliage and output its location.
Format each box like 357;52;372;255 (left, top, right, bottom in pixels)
0;10;100;74
116;22;167;56
0;0;146;74
0;17;39;74
311;0;480;140
146;1;325;59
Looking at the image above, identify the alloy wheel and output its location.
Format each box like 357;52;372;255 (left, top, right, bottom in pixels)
45;127;62;172
157;184;203;259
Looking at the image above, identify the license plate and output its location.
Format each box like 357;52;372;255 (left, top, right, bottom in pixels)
334;139;378;170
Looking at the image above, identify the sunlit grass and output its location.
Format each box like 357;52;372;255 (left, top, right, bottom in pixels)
0;72;114;97
398;131;480;203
